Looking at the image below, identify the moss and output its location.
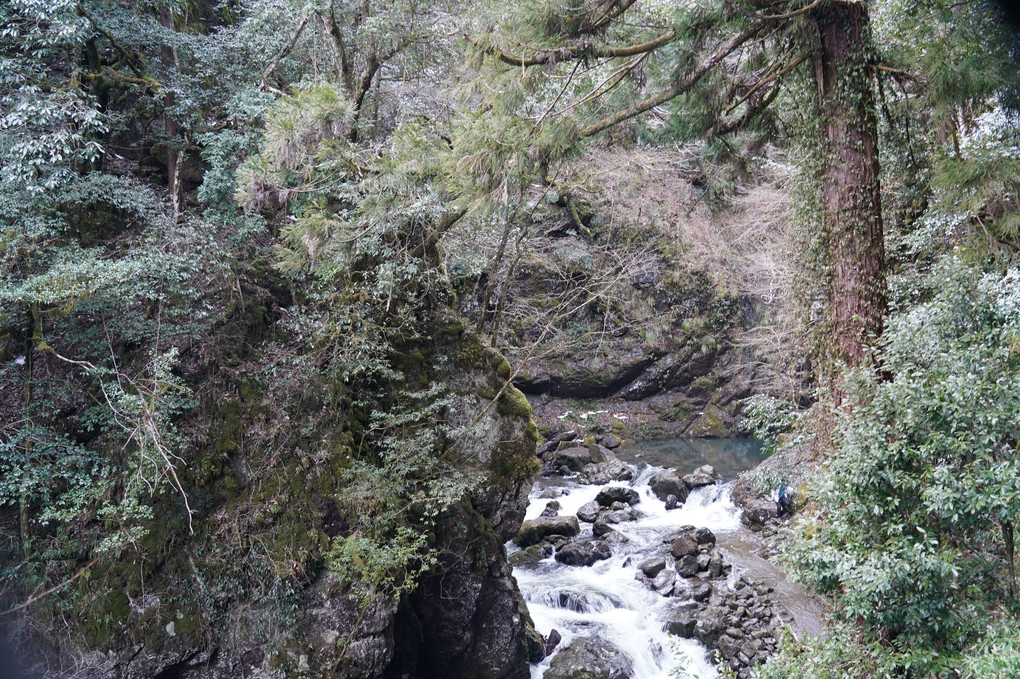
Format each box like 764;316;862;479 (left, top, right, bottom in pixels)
392;347;427;376
494;354;512;380
175;614;198;636
686;405;731;437
496;386;533;418
524;419;540;446
81;589;132;648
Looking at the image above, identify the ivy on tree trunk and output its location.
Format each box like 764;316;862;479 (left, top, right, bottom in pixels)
813;2;888;382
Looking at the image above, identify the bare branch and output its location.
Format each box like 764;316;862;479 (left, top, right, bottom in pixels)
260;12;312;92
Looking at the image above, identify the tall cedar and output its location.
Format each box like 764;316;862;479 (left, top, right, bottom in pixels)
815;2;887;372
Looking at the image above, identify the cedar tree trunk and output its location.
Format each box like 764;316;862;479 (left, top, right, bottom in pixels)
813;1;888;382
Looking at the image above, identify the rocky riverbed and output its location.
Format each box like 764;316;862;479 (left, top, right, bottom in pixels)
509;437;825;679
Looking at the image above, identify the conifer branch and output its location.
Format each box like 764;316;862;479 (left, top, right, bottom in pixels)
724;53;806;114
549;52;649;118
714;80;782;135
728;0;822;21
583;0;640;33
476;28;678;68
580;20;768;137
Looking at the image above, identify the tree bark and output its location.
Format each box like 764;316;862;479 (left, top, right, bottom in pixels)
160;7;183;218
1003;519;1017;599
812;2;888;382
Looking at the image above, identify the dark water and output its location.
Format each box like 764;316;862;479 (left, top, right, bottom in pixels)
618;437;766;480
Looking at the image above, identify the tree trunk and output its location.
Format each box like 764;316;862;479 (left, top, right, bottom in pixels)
160;7;183;218
1003;520;1017;599
812;2;888;385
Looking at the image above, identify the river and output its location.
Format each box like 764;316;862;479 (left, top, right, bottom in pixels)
509;438;823;679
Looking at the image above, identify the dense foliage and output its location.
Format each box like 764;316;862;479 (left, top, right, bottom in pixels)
770;260;1020;676
1;0;1019;676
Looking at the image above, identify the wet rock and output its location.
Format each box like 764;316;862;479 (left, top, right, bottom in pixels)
639;557;667;578
544;637;634;679
542;629;562;658
509;544;549;567
603;506;639;524
648;470;689;504
554;540;613;567
664;494;679;510
597;434;622;449
693;527;716;545
588;443;617;464
670;535;699;559
676;555;699;578
716;634;742;659
694;606;728;646
552;446;593;472
592;518;613;537
708;551;724;578
696;553;711;571
539;489;562;499
515;516;580;547
540;501;562;517
577;460;634;485
683;465;718;489
689;580;713;602
576;501;600;523
599;528;630;545
650;569;678;596
595;486;639;507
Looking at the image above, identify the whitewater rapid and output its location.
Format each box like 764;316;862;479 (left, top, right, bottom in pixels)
511;464;746;679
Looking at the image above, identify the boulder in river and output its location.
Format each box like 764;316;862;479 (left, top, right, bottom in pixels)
683;464;718;489
601;505;640;525
648;470;689;503
540;501;562;517
599;527;630;545
552;446;593;472
677;554;699;577
666;601;702;638
577;460;634;485
650;568;678;596
509;544;550;567
597;433;622;449
554;540;613;567
515;516;580;547
544;637;634;679
576;500;600;523
639;556;666;578
595;486;639;507
670;534;699;559
693;526;717;546
588;443;617;463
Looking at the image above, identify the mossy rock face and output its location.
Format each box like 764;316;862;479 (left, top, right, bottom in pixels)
18;281;539;679
685;404;732;437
